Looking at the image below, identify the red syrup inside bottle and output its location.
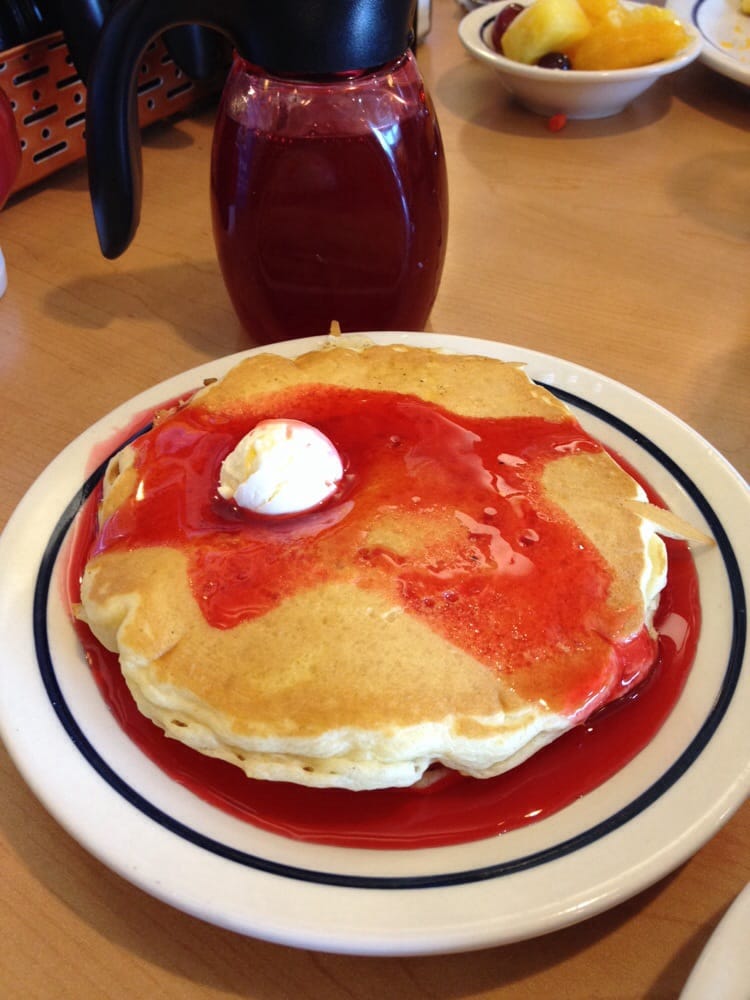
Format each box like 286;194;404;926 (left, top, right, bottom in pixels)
67;388;701;850
210;52;448;345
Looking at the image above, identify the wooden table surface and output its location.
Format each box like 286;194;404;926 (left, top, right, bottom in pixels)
1;2;748;996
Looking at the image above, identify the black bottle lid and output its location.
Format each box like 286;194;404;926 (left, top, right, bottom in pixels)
234;0;417;75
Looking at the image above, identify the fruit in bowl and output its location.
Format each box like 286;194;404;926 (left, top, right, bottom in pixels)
458;0;701;120
492;0;693;71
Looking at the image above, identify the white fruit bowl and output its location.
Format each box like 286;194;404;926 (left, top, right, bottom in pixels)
458;0;702;119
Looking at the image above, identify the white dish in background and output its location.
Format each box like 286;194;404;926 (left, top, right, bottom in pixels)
459;0;702;118
667;0;750;86
0;332;748;956
680;882;750;999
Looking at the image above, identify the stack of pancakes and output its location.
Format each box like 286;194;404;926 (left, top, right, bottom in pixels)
76;342;700;790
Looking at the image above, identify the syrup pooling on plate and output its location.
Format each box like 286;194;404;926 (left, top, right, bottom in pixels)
69;381;701;848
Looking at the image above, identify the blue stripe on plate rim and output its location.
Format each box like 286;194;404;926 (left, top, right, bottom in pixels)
687;0;721;53
683;0;750;62
32;385;746;891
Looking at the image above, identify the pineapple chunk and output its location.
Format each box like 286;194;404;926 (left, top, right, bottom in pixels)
576;0;619;21
501;0;592;65
570;5;691;69
741;0;750;14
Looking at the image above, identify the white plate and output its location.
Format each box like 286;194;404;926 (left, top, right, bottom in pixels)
680;882;750;999
0;332;748;956
667;0;750;86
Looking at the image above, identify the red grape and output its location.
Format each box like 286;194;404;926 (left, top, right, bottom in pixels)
490;3;525;53
537;51;573;69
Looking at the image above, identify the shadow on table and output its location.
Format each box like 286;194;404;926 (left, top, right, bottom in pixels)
667;147;750;242
42;256;251;356
671;62;750;128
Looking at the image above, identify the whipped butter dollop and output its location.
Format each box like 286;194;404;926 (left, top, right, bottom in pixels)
218;419;344;515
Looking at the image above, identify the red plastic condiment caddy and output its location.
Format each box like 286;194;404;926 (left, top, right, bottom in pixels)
0;30;218;196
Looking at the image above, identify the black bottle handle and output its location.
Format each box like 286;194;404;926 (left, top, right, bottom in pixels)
85;0;416;259
41;0;106;83
163;25;232;83
86;0;258;259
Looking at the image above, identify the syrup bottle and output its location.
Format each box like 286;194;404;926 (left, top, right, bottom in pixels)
85;0;448;344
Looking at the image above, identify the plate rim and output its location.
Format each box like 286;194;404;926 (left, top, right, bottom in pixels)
666;0;750;85
1;331;748;954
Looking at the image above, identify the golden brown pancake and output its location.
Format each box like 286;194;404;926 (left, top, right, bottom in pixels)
76;342;703;790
